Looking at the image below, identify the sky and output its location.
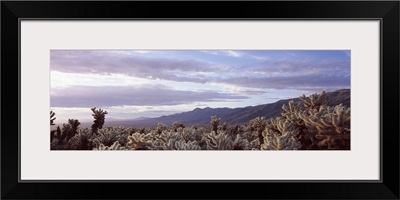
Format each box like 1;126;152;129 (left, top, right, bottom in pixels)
50;50;350;122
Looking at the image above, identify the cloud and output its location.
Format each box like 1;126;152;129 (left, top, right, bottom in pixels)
51;85;248;107
216;72;349;89
224;50;241;58
51;50;350;93
201;50;242;58
210;57;350;91
241;58;350;76
250;55;269;60
133;51;151;54
51;50;221;83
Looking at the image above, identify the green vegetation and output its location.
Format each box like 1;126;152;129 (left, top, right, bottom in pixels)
50;91;350;150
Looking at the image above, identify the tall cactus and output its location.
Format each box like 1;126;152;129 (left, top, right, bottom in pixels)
210;116;220;134
91;107;108;134
67;119;80;140
250;117;267;144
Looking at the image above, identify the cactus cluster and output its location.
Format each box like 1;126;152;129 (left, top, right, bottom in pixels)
261;118;301;150
50;91;350;150
281;92;350;150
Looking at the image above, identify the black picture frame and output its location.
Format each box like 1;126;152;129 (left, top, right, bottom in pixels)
1;1;399;199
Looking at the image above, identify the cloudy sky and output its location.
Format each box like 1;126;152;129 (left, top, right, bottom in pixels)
50;50;350;122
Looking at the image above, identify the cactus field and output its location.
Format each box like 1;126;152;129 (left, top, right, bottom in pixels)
50;91;350;150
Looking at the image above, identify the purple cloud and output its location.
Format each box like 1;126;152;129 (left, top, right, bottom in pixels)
51;50;216;83
51;85;248;107
51;50;350;91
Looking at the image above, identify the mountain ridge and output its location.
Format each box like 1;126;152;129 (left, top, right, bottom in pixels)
100;89;350;128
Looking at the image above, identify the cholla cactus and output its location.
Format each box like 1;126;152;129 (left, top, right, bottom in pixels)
232;134;251;150
180;128;202;142
172;122;185;132
261;118;301;150
91;127;126;148
230;125;241;135
52;90;350;151
65;135;81;150
221;122;228;131
91;107;108;134
51;139;60;150
67;119;81;140
154;130;184;150
174;140;202;150
282;101;302;116
206;131;233;150
261;129;301;150
50;111;56;126
94;141;127;150
300;91;329;110
279;91;351;150
58;119;80;145
58;123;70;145
77;128;93;149
210;116;221;133
250;117;267;144
126;132;155;150
281;101;305;126
51;126;62;145
64;128;93;150
297;104;350;149
107;126;130;146
156;123;167;134
232;133;261;150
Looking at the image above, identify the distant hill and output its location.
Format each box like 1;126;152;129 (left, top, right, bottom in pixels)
99;89;350;128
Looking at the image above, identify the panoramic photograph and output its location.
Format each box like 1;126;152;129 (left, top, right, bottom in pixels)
50;50;350;150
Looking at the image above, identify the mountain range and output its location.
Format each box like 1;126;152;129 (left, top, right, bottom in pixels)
93;89;350;128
